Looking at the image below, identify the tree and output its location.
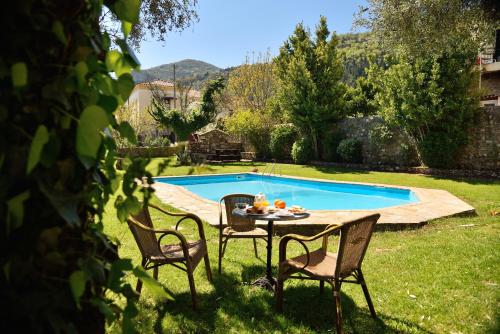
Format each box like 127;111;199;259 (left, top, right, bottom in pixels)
226;51;277;111
149;77;225;140
375;53;479;167
274;16;345;159
224;108;274;158
0;1;186;332
101;0;199;50
355;0;495;58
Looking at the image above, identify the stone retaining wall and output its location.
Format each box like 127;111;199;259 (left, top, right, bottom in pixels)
337;106;500;171
117;145;183;158
456;106;500;170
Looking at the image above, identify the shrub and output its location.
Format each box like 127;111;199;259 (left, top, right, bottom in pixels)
269;124;298;160
141;134;170;147
224;108;275;158
418;132;463;168
322;131;344;162
337;138;363;163
291;137;313;164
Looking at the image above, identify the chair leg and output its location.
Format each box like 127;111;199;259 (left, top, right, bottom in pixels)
187;267;198;310
153;266;159;280
358;269;376;318
204;253;213;282
218;236;226;275
136;258;147;295
320;280;325;294
333;279;344;334
275;277;284;312
253;238;258;258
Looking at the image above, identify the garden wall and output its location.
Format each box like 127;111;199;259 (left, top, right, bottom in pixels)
117;145;184;158
337;106;500;171
337;116;419;166
456;105;500;170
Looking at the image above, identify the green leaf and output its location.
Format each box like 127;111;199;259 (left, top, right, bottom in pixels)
122;300;139;334
90;298;116;321
98;95;118;113
108;259;133;291
11;62;27;87
69;270;87;308
116;73;135;100
27;125;49;173
114;0;141;24
7;191;30;231
76;105;110;168
122;21;132;38
118;121;137;145
132;266;173;300
75;61;88;88
52;21;67;45
105;50;122;72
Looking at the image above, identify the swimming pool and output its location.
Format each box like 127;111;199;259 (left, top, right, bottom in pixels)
155;173;419;210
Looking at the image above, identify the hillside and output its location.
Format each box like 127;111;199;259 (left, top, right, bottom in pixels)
132;59;222;87
132;33;383;88
337;32;384;85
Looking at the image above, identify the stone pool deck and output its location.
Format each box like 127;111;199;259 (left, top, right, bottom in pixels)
153;173;475;235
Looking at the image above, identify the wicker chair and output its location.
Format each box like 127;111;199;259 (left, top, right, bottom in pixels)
127;204;212;309
218;194;268;274
275;213;381;334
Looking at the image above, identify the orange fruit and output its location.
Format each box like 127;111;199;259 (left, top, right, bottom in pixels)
274;199;286;209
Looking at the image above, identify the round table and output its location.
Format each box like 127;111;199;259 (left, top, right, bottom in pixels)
232;209;310;290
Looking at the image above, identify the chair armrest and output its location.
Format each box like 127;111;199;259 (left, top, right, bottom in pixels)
149;203;207;241
279;235;312;271
128;217;190;260
278;224;342;267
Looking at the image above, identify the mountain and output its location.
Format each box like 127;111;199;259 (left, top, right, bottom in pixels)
133;59;222;87
337;32;384;86
132;33;384;89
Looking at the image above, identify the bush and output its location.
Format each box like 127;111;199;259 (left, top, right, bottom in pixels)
291;137;313;164
224;108;274;158
337;138;363;163
269;124;298;160
322;131;344;162
418;132;463;168
141;134;170;147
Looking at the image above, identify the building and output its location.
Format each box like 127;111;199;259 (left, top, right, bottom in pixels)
479;30;500;107
125;80;201;115
122;80;202;141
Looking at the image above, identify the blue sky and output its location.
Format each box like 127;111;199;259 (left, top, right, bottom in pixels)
136;0;367;69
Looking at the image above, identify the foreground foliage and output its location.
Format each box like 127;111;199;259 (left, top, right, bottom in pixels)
105;160;500;333
0;0;174;332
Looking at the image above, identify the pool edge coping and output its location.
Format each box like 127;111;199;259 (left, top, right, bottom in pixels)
152;172;476;231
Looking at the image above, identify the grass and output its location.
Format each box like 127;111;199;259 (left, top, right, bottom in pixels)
105;158;500;333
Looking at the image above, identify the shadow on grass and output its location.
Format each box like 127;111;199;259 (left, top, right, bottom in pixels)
313;165;371;175
420;173;500;186
138;268;431;333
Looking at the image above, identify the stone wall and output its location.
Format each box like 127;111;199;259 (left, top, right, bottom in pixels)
456;106;500;170
188;129;243;160
337;116;419;166
117;145;184;158
337;106;500;171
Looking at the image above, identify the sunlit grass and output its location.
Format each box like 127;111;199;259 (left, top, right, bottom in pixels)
105;159;500;333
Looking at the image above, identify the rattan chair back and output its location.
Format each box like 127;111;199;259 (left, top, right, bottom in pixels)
335;214;379;278
220;194;255;232
127;209;162;259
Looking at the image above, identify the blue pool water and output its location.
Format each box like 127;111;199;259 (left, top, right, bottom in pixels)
156;173;419;210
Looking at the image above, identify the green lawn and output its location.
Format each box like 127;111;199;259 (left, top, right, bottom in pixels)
105;159;500;333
